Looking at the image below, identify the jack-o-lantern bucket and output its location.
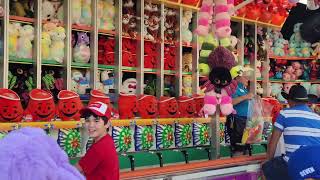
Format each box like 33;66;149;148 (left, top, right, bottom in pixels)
0;88;24;122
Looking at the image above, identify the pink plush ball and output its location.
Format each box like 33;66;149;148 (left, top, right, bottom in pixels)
292;62;302;70
283;73;291;81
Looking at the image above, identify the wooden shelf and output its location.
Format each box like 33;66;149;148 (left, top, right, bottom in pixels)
71;62;91;69
98;64;115;70
98;29;116;36
9;15;34;24
72;24;92;32
144;68;157;74
269;55;317;60
158;0;200;10
231;16;283;29
9;57;33;64
269;79;320;83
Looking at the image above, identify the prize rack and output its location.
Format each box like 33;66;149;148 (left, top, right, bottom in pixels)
0;0;293;179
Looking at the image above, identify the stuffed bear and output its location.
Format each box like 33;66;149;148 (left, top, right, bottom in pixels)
72;0;82;25
24;89;55;122
137;95;158;118
164;46;176;70
182;75;192;97
158;96;178;118
122;39;136;67
182;53;192;72
41;32;51;60
99;0;115;31
144;41;157;69
178;96;195;118
81;0;92;25
164;7;177;42
17;24;34;59
57;90;83;121
272;39;285;57
300;41;313;57
290;23;303;43
118;93;137;119
104;38;115;65
0;88;24;122
98;37;107;64
42;0;56;22
73;32;90;63
8;22;21;57
50;26;66;63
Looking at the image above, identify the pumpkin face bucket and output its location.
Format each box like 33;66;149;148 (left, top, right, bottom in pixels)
57;90;83;121
34;101;55;119
167;100;178;116
138;95;158;118
0;89;24;122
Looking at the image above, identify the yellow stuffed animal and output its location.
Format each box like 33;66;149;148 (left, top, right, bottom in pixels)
312;42;320;59
8;22;21;57
41;32;51;60
182;53;192;72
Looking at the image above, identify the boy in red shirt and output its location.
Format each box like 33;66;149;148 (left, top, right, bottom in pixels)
76;101;119;180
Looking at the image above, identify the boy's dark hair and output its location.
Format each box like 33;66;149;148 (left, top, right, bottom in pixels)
81;110;109;125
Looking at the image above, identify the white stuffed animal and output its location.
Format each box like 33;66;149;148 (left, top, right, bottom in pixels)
121;78;137;94
42;0;55;21
50;26;66;63
182;10;192;45
17;25;34;59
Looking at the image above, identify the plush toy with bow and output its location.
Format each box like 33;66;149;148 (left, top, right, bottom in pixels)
121;78;137;94
158;96;179;118
24;89;55;122
0;88;24;122
137;95;158;118
202;46;236;116
57;90;83;121
73;32;90;63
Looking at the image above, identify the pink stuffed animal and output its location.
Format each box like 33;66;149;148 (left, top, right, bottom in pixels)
214;0;232;39
292;61;302;70
194;0;214;36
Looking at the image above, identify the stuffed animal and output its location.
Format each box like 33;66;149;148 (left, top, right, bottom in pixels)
289;41;298;57
8;23;21;57
164;46;176;70
41;32;51;60
57;90;83;121
118;93;137;119
178;96;195;118
182;76;192;97
104;38;115;65
158;96;178;118
50;26;66;63
256;83;263;96
309;60;319;80
122;39;136;67
73;32;90;63
137;95;158;118
17;25;34;59
199;63;210;76
72;0;82;25
256;60;262;78
301;82;312;94
0;88;24;122
194;0;214;36
283;83;294;94
101;70;113;94
272;39;285;56
101;0;115;31
24;89;55;122
203;47;236;116
214;0;232;45
81;0;92;25
182;10;193;45
164;7;177;42
312;42;320;59
182;53;192;72
290;23;303;43
144;41;157;68
271;83;286;102
300;41;313;57
310;84;320;98
121;78;137;94
42;0;55;22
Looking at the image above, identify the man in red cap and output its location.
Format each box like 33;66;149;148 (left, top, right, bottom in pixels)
75;101;119;180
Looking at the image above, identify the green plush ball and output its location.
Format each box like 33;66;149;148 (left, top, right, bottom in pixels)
199;63;210;76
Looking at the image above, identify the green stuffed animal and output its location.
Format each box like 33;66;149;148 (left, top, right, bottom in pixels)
273;39;285;56
289;41;298;57
300;41;313;57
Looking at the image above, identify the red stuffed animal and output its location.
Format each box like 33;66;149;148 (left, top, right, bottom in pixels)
24;89;55;122
122;39;136;67
178;96;195;118
57;90;83;121
104;38;115;65
98;37;106;64
137;95;158;118
193;94;204;117
118;93;138;119
158;96;178;118
0;88;24;122
144;42;158;69
164;46;176;70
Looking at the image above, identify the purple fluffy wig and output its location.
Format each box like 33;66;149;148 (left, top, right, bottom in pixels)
0;127;85;180
207;46;236;70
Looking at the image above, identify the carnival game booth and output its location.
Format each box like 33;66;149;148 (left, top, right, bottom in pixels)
0;0;319;179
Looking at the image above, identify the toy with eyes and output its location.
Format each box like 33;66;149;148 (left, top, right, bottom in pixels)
121;78;137;94
0;89;24;122
57;90;83;121
203;47;236;116
178;96;195;118
24;89;55;122
118;93;138;119
137;95;158;118
158;96;178;118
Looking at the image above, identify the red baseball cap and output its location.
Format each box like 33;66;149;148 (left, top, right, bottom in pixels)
80;101;111;120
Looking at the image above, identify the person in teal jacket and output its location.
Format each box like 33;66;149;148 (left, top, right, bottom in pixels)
226;66;254;152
